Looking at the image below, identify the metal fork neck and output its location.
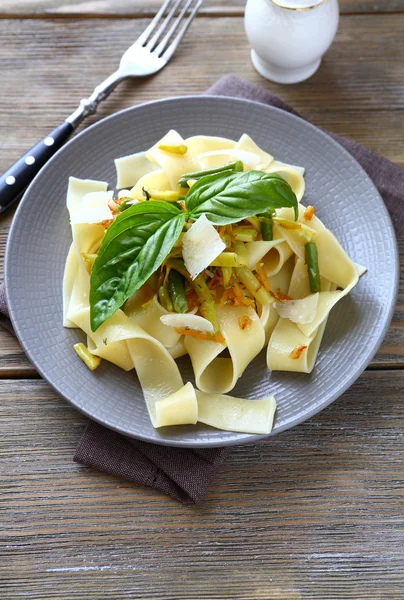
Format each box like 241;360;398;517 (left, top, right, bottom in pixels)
66;71;124;129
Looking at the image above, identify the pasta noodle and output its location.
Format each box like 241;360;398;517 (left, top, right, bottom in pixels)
63;130;365;435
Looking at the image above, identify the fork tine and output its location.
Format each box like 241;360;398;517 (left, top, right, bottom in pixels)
154;0;195;56
145;0;185;51
160;0;203;61
136;0;177;47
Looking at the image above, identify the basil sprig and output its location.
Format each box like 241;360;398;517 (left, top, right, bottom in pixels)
90;202;186;332
90;171;298;331
185;170;298;224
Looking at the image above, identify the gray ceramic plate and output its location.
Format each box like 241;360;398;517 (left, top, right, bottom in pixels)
5;96;399;447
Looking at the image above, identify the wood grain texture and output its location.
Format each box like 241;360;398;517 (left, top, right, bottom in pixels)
1;15;404;167
1;5;403;599
0;14;403;371
0;373;403;599
2;0;404;17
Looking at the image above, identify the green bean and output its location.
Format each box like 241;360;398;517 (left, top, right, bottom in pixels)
168;270;188;314
259;211;275;241
305;242;321;293
117;198;135;212
158;285;174;312
192;275;220;333
260;218;273;241
178;160;243;188
235;266;272;305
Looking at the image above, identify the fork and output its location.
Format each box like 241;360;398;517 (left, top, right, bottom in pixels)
0;0;203;216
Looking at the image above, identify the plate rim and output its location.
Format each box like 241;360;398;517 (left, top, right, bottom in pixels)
5;94;400;447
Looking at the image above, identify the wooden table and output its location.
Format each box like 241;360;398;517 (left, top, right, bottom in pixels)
1;2;403;598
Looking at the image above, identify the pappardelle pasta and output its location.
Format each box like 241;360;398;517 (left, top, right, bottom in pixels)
63;130;365;435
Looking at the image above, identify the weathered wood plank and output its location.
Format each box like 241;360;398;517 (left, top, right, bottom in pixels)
0;373;403;599
1;0;404;17
1;15;404;161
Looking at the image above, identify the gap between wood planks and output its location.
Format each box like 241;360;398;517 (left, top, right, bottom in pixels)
1;10;404;20
1;364;404;381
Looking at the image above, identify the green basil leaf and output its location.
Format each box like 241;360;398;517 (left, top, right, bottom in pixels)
90;201;186;331
186;170;298;225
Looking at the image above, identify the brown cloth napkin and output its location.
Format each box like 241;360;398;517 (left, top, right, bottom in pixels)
1;75;402;504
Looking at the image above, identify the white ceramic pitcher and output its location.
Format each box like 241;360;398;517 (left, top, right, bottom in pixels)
245;0;339;84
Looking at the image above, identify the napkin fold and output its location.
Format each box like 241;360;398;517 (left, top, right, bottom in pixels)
1;75;402;504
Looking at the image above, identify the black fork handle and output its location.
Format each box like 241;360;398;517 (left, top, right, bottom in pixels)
0;121;74;217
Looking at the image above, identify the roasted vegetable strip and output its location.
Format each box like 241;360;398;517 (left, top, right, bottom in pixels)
192;275;220;333
175;328;225;344
235;266;272;305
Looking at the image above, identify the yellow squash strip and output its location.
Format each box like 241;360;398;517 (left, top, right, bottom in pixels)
148;189;180;202
73;342;101;371
209;252;241;268
157;143;188;155
235;266;273;305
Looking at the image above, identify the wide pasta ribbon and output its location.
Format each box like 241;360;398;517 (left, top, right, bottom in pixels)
267;210;359;374
63;175;277;433
184;304;265;394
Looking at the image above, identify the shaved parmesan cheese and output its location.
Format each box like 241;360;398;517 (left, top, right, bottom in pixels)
115;151;159;189
161;313;214;333
70;191;113;225
66;176;108;215
182;215;225;280
197;148;260;170
275;293;319;324
154;382;198;428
